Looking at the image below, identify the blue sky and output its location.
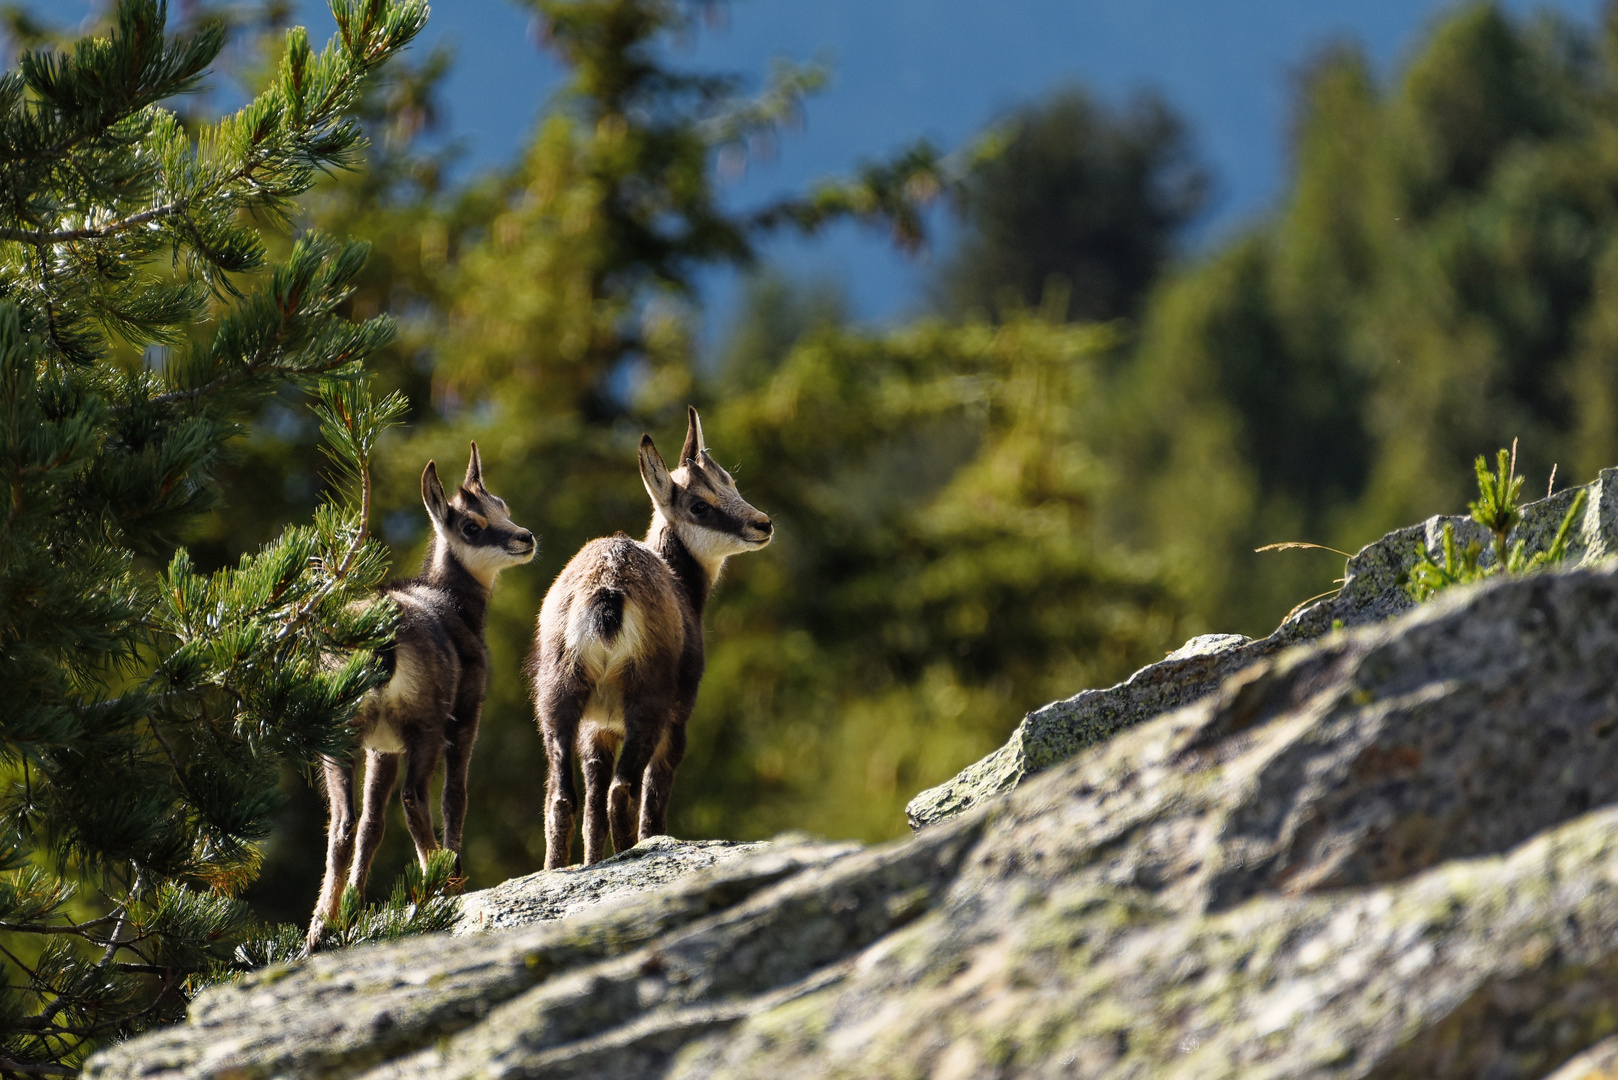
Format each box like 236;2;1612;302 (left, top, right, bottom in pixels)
34;0;1611;328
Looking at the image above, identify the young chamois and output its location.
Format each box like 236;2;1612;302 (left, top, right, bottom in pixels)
308;444;534;945
533;407;771;867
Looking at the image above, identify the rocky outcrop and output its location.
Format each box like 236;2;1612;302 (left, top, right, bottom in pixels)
454;836;788;934
88;563;1618;1079
902;630;1265;828
906;464;1618;827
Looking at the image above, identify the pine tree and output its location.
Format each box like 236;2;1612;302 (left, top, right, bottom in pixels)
0;0;423;1071
934;87;1207;322
1116;4;1618;635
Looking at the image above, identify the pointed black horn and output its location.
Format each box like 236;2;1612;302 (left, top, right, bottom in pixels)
679;405;704;465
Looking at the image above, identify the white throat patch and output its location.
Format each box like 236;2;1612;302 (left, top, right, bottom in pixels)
678;515;753;581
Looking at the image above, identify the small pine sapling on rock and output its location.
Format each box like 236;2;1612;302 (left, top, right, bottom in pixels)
228;850;462;974
1406;442;1588;602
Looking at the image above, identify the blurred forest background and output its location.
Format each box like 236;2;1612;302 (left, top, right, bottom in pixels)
12;0;1618;924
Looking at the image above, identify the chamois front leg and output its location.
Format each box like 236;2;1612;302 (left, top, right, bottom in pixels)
349;749;400;899
441;678;486;869
310;754;357;946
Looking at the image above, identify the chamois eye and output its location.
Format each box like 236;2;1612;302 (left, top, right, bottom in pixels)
691;501;709;516
461;521;481;539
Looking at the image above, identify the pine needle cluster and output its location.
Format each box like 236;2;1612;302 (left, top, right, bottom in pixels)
228;850;460;974
0;0;424;1071
1406;444;1588;602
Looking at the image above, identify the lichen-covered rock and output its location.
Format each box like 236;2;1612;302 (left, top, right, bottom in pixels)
903;632;1259;827
88;564;1618;1079
455;836;789;934
906;465;1618;828
85;837;856;1080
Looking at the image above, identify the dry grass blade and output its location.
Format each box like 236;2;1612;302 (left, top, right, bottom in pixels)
1282;584;1347;623
1255;541;1354;559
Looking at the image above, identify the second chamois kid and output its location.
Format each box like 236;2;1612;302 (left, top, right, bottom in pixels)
532;407;772;867
309;444;534;945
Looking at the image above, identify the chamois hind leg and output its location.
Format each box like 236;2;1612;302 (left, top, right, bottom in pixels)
580;730;618;866
608;700;667;856
639;715;688;841
539;679;588;869
310;754;357;945
349;749;400;898
399;739;445;871
441;680;486;871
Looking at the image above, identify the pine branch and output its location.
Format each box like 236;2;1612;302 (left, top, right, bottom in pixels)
144;339;365;406
0;915;121;936
0;204;176;244
272;465;370;645
274;378;404;642
0;1052;76;1077
32;869;144;1031
145;716;199;813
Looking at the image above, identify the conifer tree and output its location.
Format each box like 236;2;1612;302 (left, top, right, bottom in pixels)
935;88;1207;322
1117;5;1614;634
0;0;423;1071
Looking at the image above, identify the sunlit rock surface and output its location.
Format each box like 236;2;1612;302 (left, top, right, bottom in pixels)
454;835;782;934
88;564;1618;1079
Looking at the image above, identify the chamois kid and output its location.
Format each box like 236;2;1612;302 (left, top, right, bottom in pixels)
309;444;534;945
533;407;771;867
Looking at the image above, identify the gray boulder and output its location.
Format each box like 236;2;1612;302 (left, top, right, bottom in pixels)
905;464;1618;827
87;564;1618;1079
455;836;783;934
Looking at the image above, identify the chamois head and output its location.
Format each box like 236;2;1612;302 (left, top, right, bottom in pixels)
639;406;772;574
422;442;536;587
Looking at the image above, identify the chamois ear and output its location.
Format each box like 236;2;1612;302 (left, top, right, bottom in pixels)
638;434;675;510
679;405;704;466
422;460;451;524
464;441;484;490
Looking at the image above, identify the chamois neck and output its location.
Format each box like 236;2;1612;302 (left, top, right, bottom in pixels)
420;533;493;631
646;511;714;618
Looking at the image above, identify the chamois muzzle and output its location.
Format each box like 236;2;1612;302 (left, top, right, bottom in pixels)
510;529;538;557
746;516;773;545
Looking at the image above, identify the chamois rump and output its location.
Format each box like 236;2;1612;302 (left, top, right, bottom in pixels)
533;407;771;867
309;444;534;945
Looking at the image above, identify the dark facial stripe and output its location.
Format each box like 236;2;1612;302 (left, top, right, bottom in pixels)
448;506;531;548
685;493;751;537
